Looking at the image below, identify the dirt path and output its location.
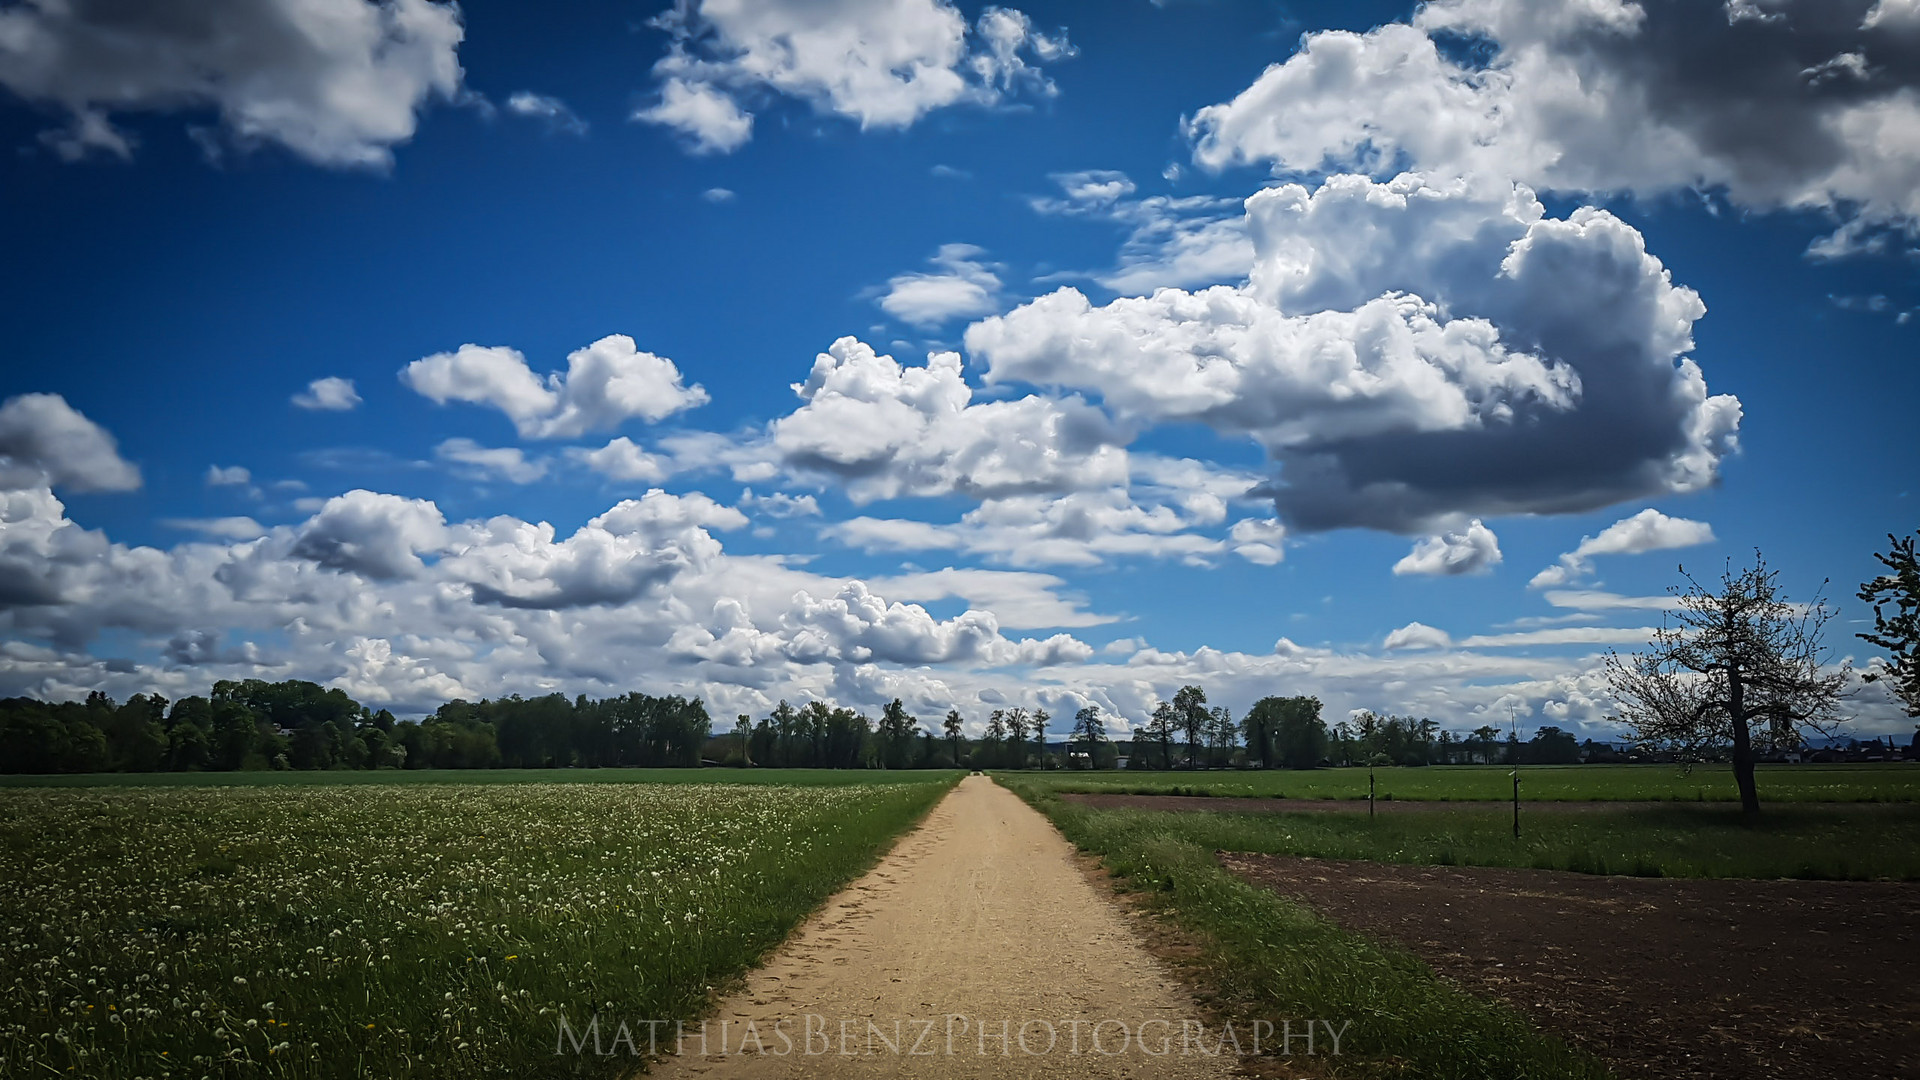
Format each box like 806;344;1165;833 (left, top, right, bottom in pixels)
1223;853;1920;1080
647;776;1239;1078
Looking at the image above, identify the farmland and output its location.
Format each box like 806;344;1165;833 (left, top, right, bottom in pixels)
1036;792;1920;880
1010;764;1920;880
0;773;956;1079
1038;761;1920;802
997;771;1920;1078
0;766;939;790
994;776;1612;1079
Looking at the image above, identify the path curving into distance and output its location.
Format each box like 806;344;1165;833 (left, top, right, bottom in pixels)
645;775;1239;1078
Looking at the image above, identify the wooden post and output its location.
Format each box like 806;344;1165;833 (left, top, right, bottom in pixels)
1511;763;1520;839
1510;704;1520;839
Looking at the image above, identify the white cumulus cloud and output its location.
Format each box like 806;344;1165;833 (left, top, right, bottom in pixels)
292;377;362;412
1030;170;1253;293
832;488;1227;569
1384;621;1452;650
0;0;464;167
441;490;744;610
291;490;449;581
1185;0;1920;255
877;244;1003;327
434;439;548;485
738;489;821;519
968;172;1741;534
764;337;1127;503
0;393;141;492
1393;519;1502;576
1228;518;1287;565
636;0;1070;154
571;437;671;484
636;76;754;154
402;334;708;440
506;90;586;134
1530;509;1716;588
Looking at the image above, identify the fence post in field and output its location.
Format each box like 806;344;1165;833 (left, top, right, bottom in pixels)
1509;704;1522;838
1512;763;1521;839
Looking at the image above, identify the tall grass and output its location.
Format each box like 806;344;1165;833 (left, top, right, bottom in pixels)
0;776;954;1078
997;775;1611;1080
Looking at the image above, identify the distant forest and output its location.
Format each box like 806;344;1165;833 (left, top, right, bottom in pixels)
0;681;710;774
0;678;1628;775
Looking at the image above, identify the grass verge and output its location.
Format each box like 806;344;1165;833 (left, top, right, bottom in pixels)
996;774;1612;1080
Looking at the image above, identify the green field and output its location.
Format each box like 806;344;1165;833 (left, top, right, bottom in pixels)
0;774;956;1079
1039;799;1920;880
1038;762;1920;802
1015;765;1920;880
0;766;960;789
994;776;1610;1080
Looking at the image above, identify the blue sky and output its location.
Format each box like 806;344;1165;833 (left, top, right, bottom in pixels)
0;0;1915;737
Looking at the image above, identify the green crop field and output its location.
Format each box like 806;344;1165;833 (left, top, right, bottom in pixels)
0;775;955;1079
1022;795;1920;881
1032;762;1920;802
1011;764;1920;880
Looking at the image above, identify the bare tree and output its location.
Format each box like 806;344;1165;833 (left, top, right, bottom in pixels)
1605;553;1849;816
1859;529;1920;718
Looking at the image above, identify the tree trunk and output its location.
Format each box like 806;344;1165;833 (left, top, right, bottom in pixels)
1728;670;1761;818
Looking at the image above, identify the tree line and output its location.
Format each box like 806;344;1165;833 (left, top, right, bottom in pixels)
3;528;1914;780
0;678;1638;776
0;680;711;774
1110;690;1592;770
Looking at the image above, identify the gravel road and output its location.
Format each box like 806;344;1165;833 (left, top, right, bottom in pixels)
647;775;1239;1078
